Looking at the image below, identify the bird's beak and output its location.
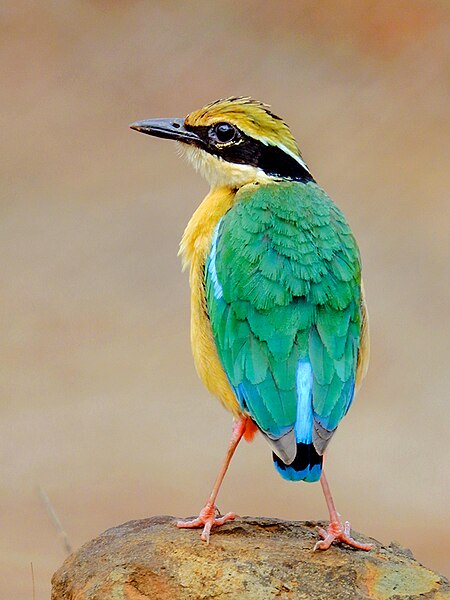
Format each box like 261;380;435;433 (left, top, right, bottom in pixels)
129;118;201;145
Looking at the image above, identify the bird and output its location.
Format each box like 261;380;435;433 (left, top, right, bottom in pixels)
130;97;372;551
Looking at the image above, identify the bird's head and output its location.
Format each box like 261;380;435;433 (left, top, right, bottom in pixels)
130;97;313;189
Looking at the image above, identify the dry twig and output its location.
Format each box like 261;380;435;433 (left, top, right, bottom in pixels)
38;485;73;555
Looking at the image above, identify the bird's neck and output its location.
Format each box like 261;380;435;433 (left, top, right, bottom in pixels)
181;145;276;189
179;186;237;271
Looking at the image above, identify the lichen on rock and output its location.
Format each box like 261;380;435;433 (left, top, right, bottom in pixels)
51;515;449;599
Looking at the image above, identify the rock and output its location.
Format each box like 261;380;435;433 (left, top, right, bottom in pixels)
51;516;448;599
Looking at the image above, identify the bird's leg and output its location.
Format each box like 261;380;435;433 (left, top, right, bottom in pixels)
314;469;373;551
177;415;248;543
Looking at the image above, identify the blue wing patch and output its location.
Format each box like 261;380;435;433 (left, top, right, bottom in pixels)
207;221;223;300
294;360;313;444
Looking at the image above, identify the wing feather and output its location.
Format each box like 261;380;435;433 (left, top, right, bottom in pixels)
205;182;364;457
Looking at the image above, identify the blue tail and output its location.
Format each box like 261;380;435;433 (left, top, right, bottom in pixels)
273;442;322;483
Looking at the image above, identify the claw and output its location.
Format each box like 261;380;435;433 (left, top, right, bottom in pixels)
313;519;373;552
177;503;237;544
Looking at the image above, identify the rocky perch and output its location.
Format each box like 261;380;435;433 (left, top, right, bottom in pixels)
51;516;448;599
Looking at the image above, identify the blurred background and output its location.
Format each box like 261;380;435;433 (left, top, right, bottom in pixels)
1;1;449;597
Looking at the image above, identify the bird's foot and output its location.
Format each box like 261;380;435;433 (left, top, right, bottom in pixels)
177;503;236;544
314;518;373;552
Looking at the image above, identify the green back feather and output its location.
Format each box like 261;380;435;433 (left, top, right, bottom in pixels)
205;181;362;444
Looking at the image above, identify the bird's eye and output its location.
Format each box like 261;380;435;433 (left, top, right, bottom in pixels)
212;122;238;144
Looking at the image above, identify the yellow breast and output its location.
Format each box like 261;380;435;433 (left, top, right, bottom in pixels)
179;186;242;416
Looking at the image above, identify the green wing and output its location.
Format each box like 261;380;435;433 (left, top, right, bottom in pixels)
205;181;362;458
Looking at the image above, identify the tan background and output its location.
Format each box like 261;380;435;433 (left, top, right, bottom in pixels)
1;1;449;597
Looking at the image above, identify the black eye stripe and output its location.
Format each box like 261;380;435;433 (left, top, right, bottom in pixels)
184;124;314;183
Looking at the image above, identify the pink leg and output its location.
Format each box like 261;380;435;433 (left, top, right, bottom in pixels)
177;416;247;543
314;469;373;551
